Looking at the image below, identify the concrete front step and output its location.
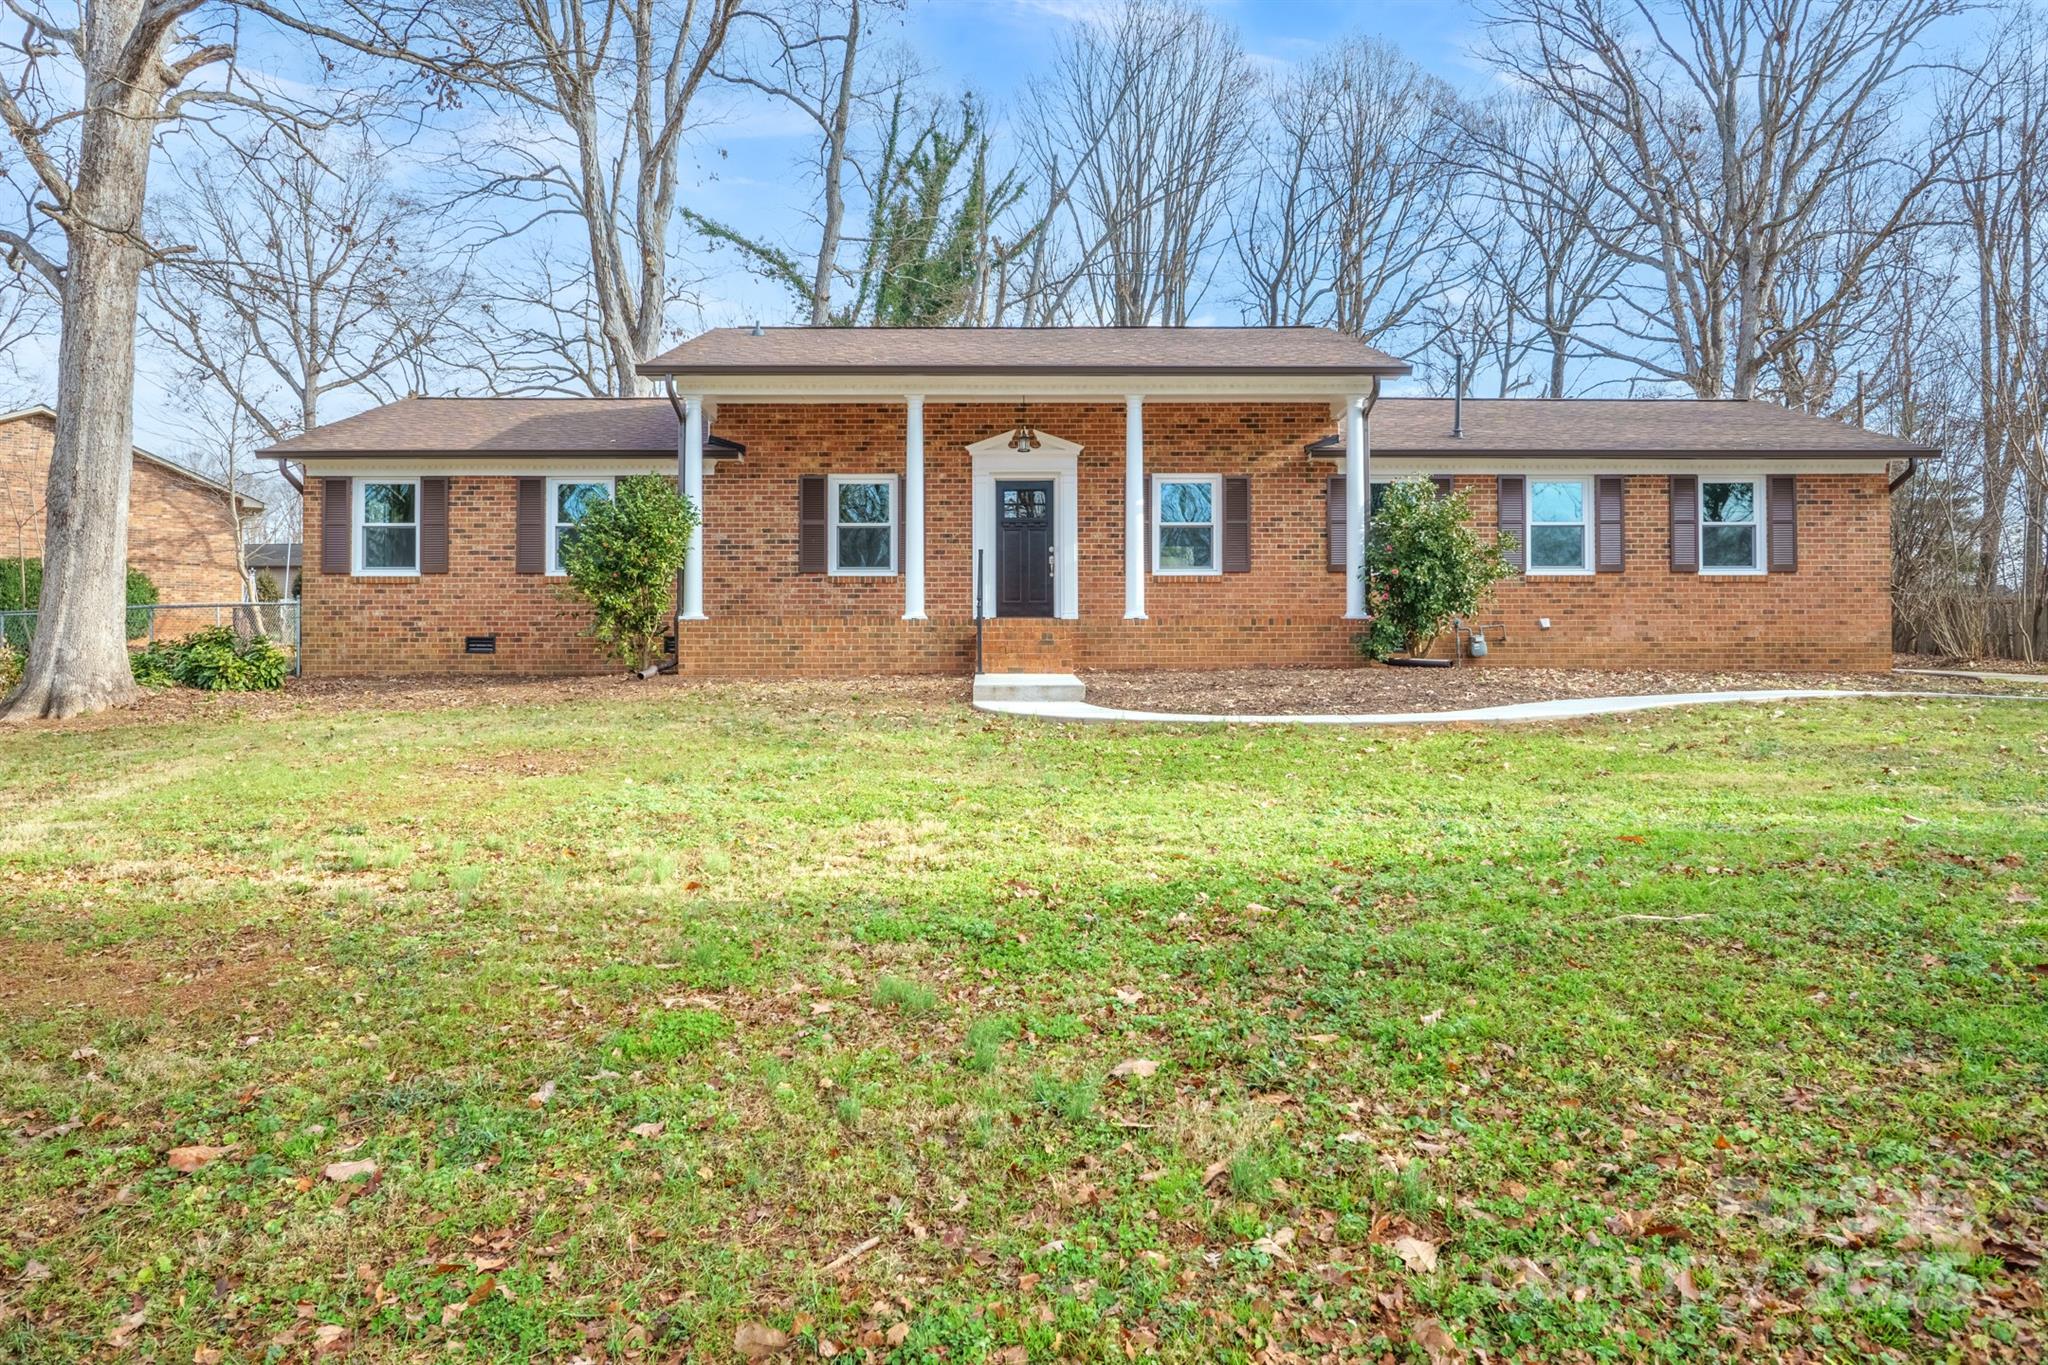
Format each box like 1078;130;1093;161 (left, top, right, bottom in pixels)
972;672;1086;704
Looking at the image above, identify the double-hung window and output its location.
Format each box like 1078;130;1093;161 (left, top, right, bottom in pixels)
829;475;895;575
357;479;419;575
1700;478;1763;573
1526;478;1591;574
1153;473;1220;575
548;477;614;575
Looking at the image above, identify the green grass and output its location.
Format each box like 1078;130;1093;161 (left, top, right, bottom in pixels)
1;687;2045;1362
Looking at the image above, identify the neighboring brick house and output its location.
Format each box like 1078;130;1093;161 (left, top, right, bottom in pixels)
263;328;1933;678
1;405;259;609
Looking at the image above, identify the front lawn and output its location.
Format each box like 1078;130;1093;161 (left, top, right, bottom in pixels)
2;687;2044;1362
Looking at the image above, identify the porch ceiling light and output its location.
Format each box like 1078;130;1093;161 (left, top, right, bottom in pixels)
1008;402;1039;452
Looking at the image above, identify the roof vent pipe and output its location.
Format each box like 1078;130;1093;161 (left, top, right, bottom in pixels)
1451;352;1464;439
750;320;764;337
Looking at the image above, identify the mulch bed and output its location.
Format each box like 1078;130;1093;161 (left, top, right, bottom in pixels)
1896;652;2048;675
1080;662;2043;716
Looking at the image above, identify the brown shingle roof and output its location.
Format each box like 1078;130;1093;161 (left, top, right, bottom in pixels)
259;398;739;458
1308;398;1938;458
638;326;1410;375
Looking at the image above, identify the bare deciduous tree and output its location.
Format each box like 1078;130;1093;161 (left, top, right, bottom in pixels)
1232;38;1465;350
247;0;745;394
144;131;476;441
1455;98;1637;397
689;0;905;325
1025;0;1254;326
1946;23;2048;602
1486;0;1965;398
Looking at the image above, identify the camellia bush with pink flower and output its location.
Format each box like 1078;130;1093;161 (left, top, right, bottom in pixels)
1355;479;1517;661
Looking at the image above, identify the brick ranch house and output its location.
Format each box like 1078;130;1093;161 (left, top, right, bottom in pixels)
2;404;258;609
262;327;1935;678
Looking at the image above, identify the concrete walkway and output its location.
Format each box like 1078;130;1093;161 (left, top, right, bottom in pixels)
1894;666;2048;686
975;687;2046;727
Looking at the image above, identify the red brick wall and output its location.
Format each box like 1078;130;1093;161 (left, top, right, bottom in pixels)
299;400;1894;677
301;474;616;676
1433;472;1892;671
0;410;247;611
701;401;1343;618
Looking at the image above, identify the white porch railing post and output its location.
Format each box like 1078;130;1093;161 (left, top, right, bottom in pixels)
1124;394;1146;620
680;393;706;620
1344;396;1369;619
904;394;926;620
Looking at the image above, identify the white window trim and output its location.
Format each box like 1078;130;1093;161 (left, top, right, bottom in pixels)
547;475;615;576
1151;472;1223;577
1699;474;1767;575
353;477;420;577
1524;476;1593;576
827;473;897;577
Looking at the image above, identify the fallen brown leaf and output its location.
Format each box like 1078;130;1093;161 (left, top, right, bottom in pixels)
1390;1235;1438;1273
166;1145;233;1174
323;1159;378;1183
1109;1058;1158;1080
733;1322;789;1358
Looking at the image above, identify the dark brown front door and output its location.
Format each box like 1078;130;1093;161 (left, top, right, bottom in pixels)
996;480;1055;618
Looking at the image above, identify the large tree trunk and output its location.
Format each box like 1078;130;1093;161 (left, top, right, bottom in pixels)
1;1;159;720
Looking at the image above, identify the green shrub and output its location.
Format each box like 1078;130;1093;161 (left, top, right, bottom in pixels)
0;638;20;693
129;644;179;688
0;559;161;646
129;626;289;691
557;476;698;670
254;571;282;602
1356;480;1517;661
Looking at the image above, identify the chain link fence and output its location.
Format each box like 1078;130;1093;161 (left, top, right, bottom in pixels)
1;601;301;673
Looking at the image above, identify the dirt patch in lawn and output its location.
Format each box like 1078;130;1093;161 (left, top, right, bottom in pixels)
46;673;974;731
0;934;292;1026
1080;664;2036;716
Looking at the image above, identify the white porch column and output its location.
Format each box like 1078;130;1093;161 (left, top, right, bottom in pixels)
1344;395;1368;619
903;394;926;620
1124;394;1146;619
680;392;706;620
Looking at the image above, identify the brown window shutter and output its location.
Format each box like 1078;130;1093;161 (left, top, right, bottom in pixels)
798;474;827;574
320;478;351;575
1326;475;1346;572
1430;474;1453;499
1595;475;1625;573
1497;475;1526;573
1669;474;1699;573
515;477;545;575
420;477;450;574
1768;474;1797;572
1222;476;1251;573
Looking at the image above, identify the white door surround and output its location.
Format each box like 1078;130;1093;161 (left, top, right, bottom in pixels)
967;431;1081;620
